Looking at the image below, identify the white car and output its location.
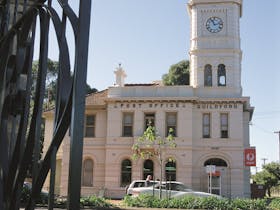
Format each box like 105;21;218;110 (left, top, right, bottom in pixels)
130;181;221;199
126;180;159;195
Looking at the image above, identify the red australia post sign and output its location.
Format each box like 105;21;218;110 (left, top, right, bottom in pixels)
244;147;256;166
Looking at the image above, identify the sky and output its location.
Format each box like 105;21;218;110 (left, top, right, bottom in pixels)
43;0;280;172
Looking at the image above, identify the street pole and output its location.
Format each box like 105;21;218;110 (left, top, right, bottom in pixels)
261;158;267;166
274;131;280;163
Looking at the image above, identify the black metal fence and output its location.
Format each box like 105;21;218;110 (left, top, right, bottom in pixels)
0;0;91;209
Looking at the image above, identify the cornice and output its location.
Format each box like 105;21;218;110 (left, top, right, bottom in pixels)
187;0;242;17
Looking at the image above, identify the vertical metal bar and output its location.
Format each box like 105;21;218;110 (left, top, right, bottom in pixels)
12;0;18;25
32;3;50;184
23;0;28;13
67;1;91;209
48;146;57;210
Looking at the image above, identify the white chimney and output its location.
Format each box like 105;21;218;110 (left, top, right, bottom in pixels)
114;63;127;87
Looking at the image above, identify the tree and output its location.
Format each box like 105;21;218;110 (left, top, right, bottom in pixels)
32;59;98;109
252;170;278;197
263;162;280;180
162;60;190;85
131;124;176;198
252;162;280;197
86;84;98;95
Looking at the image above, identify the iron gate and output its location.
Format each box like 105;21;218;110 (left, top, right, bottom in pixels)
0;0;91;209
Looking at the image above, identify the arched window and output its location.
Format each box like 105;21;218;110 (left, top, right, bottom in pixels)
204;64;212;86
121;159;132;187
82;159;93;186
165;159;176;181
217;64;226;86
143;160;154;180
204;158;228;167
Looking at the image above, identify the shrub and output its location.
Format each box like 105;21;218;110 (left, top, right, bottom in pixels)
123;195;269;210
80;196;113;208
230;198;267;210
269;198;280;210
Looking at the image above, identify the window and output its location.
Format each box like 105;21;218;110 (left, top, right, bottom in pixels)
82;159;93;186
220;113;229;138
123;113;133;137
85;115;95;137
203;113;211;138
144;113;155;130
143;159;154;180
121;159;132;187
165;160;176;181
166;113;177;137
204;158;228;167
218;64;226;86
204;64;212;86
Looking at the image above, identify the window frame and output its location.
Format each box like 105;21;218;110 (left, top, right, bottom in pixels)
122;112;134;137
204;64;213;87
84;114;95;137
82;158;93;187
166;112;177;137
165;160;176;181
217;64;226;86
143;159;154;180
220;113;229;138
120;159;132;187
144;113;155;130
202;113;211;138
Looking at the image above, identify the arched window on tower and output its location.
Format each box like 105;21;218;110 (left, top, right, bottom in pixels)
218;64;226;86
165;159;176;181
204;64;212;86
82;159;93;186
143;160;154;180
121;159;132;187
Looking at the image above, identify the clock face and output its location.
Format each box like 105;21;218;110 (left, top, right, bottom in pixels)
206;17;223;33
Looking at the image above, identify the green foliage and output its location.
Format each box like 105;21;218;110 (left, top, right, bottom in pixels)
80;196;113;208
269;198;280;210
132;125;176;198
132;125;176;161
252;163;280;197
264;162;280;180
230;198;267;210
162;60;190;85
123;195;269;210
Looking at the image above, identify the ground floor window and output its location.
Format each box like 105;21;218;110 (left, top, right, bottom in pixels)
121;159;132;187
82;159;93;186
165;160;176;181
143;159;154;180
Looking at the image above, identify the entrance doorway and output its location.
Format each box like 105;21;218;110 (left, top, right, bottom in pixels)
203;158;229;197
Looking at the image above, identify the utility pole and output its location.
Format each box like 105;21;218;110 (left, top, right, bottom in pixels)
274;131;280;162
261;158;267;166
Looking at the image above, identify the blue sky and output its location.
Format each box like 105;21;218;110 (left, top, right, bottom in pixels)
45;0;280;171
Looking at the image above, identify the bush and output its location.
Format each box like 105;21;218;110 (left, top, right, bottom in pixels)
269;198;280;210
80;196;114;208
230;198;267;210
123;195;270;210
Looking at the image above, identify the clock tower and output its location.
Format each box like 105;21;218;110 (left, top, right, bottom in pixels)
188;0;242;96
